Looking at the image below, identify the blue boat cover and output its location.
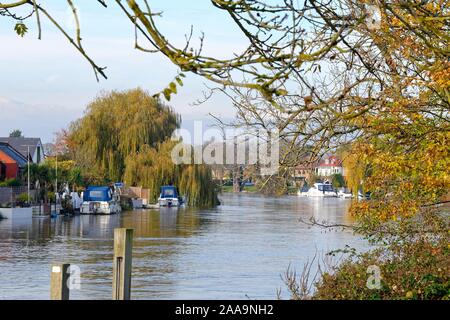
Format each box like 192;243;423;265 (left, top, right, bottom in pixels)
160;186;179;199
83;186;112;202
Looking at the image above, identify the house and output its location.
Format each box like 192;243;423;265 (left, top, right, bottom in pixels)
0;137;45;164
315;155;344;177
291;163;316;184
0;142;28;180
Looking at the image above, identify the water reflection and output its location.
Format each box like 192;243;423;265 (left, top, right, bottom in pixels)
0;194;366;300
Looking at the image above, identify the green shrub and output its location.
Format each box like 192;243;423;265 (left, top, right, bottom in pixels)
310;239;449;300
285;210;449;300
331;174;345;188
47;192;56;202
0;178;21;187
15;192;29;205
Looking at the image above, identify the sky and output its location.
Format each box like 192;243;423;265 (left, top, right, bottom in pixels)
0;0;248;143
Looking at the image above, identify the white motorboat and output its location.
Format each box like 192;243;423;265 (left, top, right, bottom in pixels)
299;182;338;197
337;188;353;199
158;186;184;207
80;186;122;215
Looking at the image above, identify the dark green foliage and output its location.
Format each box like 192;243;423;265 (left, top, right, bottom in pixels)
0;178;21;187
331;173;345;188
9;129;23;138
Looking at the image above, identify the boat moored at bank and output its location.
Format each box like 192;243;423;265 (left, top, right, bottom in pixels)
298;182;338;197
80;186;122;215
158;186;184;207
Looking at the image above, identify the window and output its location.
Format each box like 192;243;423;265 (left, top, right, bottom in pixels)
90;191;104;198
318;184;334;192
163;189;175;197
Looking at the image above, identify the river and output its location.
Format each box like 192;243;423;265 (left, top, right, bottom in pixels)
0;193;368;299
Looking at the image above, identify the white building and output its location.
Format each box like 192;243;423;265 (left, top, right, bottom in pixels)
315;156;344;177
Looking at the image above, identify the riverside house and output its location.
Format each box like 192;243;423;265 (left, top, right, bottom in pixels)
315;155;344;177
0;137;45;165
0;137;44;205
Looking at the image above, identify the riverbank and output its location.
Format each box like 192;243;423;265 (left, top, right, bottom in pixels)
221;185;259;193
221;185;298;195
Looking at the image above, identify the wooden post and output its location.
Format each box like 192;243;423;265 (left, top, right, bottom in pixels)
50;263;70;300
112;228;133;300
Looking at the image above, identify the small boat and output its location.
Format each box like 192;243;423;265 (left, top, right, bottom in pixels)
80;186;122;215
158;186;184;207
337;188;353;199
299;182;338;197
358;191;371;200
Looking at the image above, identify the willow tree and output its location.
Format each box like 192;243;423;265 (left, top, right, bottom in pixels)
68;88;180;183
124;141;219;207
338;145;371;197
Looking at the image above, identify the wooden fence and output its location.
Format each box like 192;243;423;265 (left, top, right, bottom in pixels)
0;186;33;205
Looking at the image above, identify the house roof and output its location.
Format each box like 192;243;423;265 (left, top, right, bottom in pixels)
0;142;28;167
318;155;342;167
294;163;316;170
0;137;42;159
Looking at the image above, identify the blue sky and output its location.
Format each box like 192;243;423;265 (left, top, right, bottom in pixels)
0;1;246;142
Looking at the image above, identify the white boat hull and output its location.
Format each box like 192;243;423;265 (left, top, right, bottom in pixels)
158;198;180;207
305;192;337;197
80;201;122;215
298;182;338;197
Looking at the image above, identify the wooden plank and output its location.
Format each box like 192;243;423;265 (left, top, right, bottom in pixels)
50;263;70;300
112;228;133;300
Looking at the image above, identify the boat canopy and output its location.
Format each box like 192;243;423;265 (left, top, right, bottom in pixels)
318;183;334;192
160;186;179;199
83;186;113;202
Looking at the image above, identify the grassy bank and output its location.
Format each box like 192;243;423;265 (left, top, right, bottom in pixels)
221;185;298;194
221;185;260;193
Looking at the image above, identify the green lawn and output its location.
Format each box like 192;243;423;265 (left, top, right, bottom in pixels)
220;185;259;193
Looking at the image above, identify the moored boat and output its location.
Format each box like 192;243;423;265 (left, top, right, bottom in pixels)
337;187;353;199
298;182;338;197
80;186;122;215
158;186;184;207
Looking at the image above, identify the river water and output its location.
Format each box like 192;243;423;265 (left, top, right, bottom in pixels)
0;193;367;300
